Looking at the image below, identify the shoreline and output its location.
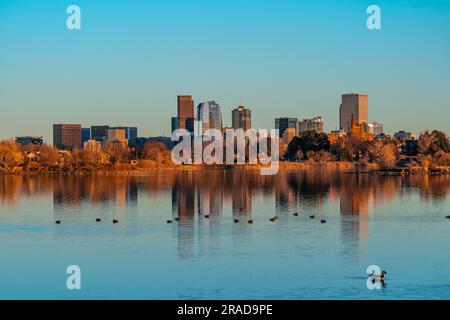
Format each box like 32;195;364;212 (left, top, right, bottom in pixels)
1;162;449;176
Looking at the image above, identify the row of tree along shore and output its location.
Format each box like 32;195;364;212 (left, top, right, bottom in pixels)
281;129;450;174
0;129;449;175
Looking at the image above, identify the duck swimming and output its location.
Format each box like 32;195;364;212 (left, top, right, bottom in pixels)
248;220;254;224
320;219;327;224
293;213;299;216
370;270;387;283
234;219;240;224
309;215;315;219
270;216;279;222
55;220;61;224
167;220;173;224
96;218;102;222
113;219;119;224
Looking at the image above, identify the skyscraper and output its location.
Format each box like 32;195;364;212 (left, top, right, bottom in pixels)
196;101;223;133
340;93;368;133
297;116;324;134
232;106;252;131
53;124;82;150
177;95;195;132
275;117;297;138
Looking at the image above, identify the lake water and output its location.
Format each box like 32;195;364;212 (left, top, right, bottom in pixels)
0;170;449;299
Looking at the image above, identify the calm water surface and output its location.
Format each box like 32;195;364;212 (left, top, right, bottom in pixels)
0;170;449;299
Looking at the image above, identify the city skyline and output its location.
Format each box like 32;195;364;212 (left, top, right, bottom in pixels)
1;0;450;141
8;91;447;146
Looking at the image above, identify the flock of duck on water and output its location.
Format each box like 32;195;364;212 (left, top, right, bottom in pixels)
54;214;450;225
165;212;328;225
53;214;450;285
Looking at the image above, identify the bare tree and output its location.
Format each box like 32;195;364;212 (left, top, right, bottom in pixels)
0;140;24;172
367;141;397;169
38;144;61;167
143;141;171;164
418;130;433;155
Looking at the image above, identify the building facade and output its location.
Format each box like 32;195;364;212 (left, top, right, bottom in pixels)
53;124;82;150
81;128;91;145
232;106;252;131
91;125;110;142
15;136;43;146
339;93;368;133
364;122;384;136
297;116;324;134
124;127;138;146
275;117;297;138
196;101;223;134
177;95;195;132
106;127;128;148
171;117;179;133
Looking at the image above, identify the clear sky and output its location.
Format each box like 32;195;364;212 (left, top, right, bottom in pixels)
1;0;449;141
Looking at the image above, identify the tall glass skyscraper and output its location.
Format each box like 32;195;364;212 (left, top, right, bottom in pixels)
232;106;252;131
196;101;223;134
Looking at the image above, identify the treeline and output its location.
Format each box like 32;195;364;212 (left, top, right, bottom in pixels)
0;140;173;174
283;130;450;170
1;129;450;174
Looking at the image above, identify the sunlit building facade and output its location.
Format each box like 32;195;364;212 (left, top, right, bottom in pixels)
232;106;252;131
340;93;368;133
53;124;82;150
297;116;324;134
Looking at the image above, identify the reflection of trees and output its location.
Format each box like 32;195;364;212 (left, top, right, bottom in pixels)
0;176;53;207
1;171;449;218
414;175;450;201
52;176;138;208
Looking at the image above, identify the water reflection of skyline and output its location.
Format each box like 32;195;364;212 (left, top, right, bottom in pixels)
1;172;449;211
1;172;449;257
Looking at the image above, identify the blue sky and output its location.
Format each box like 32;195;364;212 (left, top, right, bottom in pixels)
1;0;449;141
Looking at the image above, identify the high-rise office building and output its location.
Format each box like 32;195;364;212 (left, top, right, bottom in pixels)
339;93;368;133
275;117;297;138
232;106;252;131
177;95;195;132
297;116;324;134
81;128;91;145
53;124;82;150
91;125;110;142
197;101;223;133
